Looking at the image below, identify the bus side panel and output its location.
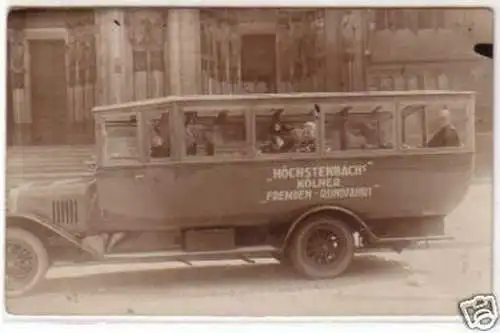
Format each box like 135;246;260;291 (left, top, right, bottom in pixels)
162;152;473;228
93;165;178;231
94;167;148;229
369;152;474;219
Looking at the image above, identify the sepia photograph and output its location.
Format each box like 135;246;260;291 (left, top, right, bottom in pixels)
2;5;495;325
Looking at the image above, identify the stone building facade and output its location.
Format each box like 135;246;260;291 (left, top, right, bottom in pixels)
6;8;493;146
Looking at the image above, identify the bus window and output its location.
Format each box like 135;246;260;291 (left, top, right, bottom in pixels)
147;111;171;159
425;103;467;148
401;102;468;149
182;109;248;157
255;105;319;154
400;104;426;148
101;113;139;162
323;103;395;152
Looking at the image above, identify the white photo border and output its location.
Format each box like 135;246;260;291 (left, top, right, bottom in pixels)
0;0;497;332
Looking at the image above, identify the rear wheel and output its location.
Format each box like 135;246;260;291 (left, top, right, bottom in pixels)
5;227;49;298
288;215;355;279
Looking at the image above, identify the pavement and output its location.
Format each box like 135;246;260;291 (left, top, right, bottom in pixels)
4;181;493;317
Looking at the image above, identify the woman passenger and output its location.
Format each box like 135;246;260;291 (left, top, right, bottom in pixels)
150;115;170;158
185;112;199;156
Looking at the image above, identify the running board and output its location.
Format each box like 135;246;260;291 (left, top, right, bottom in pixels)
359;236;459;253
52;238;471;268
401;239;482;251
91;245;277;266
374;235;454;243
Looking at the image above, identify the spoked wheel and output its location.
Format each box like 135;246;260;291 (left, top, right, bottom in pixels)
5;228;49;298
288;216;355;279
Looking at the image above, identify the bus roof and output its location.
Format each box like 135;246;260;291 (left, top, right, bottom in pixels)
92;90;476;114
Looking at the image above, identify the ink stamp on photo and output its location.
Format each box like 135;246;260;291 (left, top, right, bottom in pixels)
459;294;499;331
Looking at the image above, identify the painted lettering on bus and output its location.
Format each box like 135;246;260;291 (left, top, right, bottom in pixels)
296;178;342;189
263;161;375;202
272;164;369;180
319;187;373;200
265;190;313;202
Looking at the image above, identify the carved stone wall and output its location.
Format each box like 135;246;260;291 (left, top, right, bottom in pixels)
339;9;365;91
6;8;492;148
277;9;326;92
125;9;169;100
65;10;97;121
199;9;241;94
64;10;97;144
8;29;25;90
365;8;493;131
199;9;327;94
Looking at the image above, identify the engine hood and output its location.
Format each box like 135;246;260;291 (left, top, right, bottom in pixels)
8;177;96;216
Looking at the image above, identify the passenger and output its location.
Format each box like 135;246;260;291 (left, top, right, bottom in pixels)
293;121;317;152
185;112;199;155
269;109;292;135
205;111;228;156
302;121;317;151
299;104;320;151
427;107;461;148
268;109;295;153
349;121;377;149
150;117;170;158
268;135;287;153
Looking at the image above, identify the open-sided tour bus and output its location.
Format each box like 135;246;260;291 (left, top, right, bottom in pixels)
5;91;475;297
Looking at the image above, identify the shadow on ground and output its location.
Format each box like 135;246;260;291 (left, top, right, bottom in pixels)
29;254;410;299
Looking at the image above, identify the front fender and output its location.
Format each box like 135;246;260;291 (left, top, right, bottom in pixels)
8;178;97;234
6;213;101;259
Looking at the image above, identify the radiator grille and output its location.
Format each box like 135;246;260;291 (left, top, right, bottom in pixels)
51;200;79;225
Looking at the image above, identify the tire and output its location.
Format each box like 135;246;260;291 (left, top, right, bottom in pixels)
288;215;355;279
5;227;49;298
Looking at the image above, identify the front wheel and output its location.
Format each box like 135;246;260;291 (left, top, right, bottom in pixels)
288;216;355;279
5;227;49;298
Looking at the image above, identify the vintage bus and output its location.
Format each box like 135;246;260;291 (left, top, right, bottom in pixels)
5;91;475;297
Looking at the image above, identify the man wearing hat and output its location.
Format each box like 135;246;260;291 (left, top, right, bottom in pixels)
268;108;295;153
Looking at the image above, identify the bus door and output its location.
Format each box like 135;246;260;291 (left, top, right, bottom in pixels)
137;110;179;226
94;112;152;228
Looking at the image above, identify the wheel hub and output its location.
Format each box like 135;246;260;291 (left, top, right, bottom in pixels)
305;227;344;266
5;241;37;290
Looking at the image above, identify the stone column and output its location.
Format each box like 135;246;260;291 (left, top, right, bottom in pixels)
65;9;97;144
324;9;342;92
124;9;169;101
340;9;365;91
7;12;30;145
95;9;129;105
168;9;202;95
